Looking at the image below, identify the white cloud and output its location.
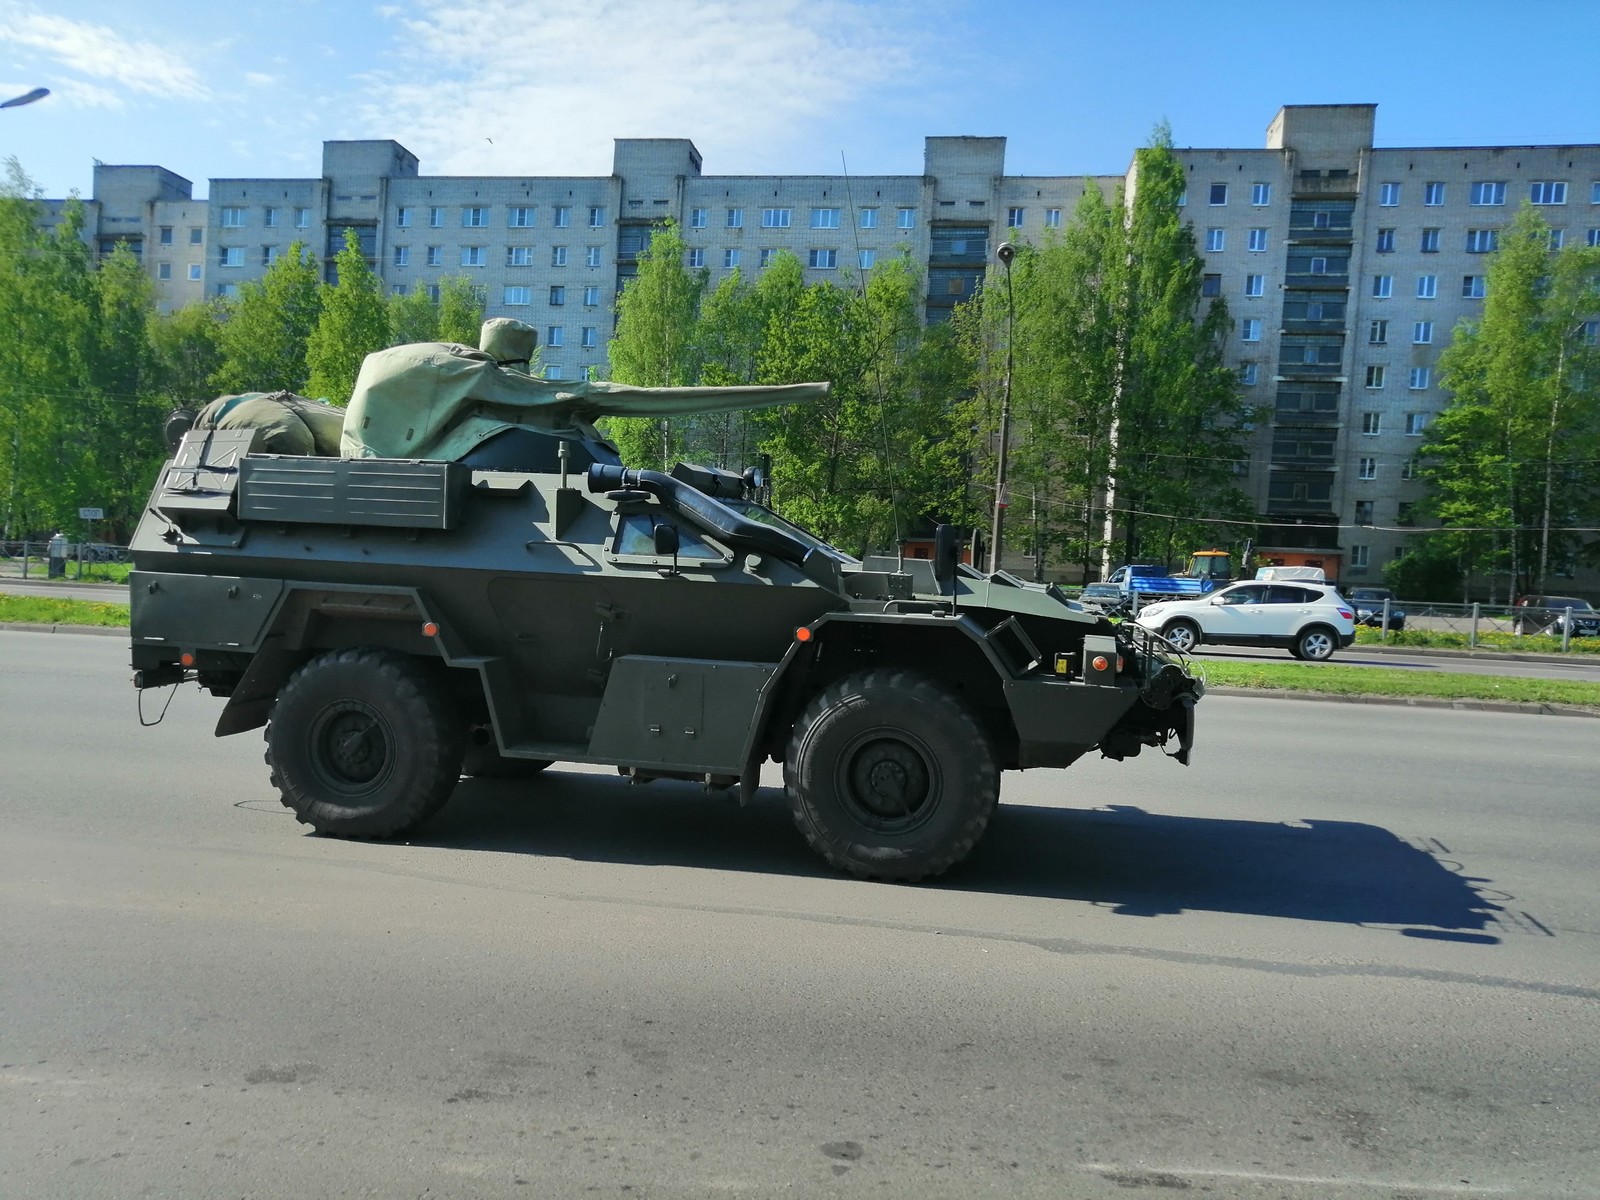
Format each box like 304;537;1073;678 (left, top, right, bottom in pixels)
0;9;209;101
244;71;276;87
359;0;936;176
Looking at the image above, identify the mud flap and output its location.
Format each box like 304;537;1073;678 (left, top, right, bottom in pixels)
1172;696;1196;766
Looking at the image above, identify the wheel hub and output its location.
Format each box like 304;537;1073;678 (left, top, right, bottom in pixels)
844;736;933;825
314;704;390;788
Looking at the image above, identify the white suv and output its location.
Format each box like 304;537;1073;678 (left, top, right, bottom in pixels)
1133;581;1357;661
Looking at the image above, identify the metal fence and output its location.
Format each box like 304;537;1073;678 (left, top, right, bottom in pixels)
0;540;130;580
1372;600;1594;653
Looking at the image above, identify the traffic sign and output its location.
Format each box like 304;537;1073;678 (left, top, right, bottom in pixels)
78;507;104;520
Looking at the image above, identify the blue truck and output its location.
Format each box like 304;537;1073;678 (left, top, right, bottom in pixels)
1106;550;1236;604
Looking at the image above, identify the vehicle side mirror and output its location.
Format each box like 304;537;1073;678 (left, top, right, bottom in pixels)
653;522;680;557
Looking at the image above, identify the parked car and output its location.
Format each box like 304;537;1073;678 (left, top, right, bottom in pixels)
1076;582;1128;615
1514;595;1600;638
1133;581;1357;661
1346;586;1406;631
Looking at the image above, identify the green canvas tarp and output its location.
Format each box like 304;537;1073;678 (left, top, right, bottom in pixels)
341;342;829;462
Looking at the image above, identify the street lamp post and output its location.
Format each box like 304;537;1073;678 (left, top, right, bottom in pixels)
1;87;50;110
988;242;1016;575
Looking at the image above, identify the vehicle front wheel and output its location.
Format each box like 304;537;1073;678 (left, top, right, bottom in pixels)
1160;620;1201;654
784;669;999;882
265;647;466;837
1295;625;1338;662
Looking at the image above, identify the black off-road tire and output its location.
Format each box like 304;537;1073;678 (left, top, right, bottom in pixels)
784;669;999;882
460;726;554;779
1295;624;1338;662
264;648;466;837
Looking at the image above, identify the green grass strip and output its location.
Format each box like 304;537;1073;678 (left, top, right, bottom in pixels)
1354;627;1600;655
0;594;131;627
1197;659;1600;709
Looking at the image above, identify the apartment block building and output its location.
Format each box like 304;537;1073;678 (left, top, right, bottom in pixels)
57;104;1600;581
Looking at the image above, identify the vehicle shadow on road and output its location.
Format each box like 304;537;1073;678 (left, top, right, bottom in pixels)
412;773;1505;940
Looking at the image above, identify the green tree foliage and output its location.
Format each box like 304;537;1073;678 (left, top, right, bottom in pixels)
306;228;391;403
149;302;225;403
606;221;707;468
387;286;439;346
435;276;486;346
1428;205;1600;595
212;241;321;395
1382;537;1465;603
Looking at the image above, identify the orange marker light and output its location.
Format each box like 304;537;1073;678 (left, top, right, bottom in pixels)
794;626;813;643
1091;655;1109;672
179;652;195;667
421;621;439;638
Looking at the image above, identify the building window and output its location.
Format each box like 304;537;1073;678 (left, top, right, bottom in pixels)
551;246;567;267
426;284;441;302
1244;274;1265;297
723;248;740;269
808;248;837;269
1208;183;1227;205
1397;501;1415;526
1406;412;1429;436
1414;320;1433;344
1375;228;1395;253
1365;365;1386;389
460;246;485;266
1240;363;1258;386
1416;274;1437;299
1359;458;1377;480
690;208;707;229
188;263;202;281
546;325;564;347
583;285;601;306
1410;367;1431;390
727;207;744;229
216;283;238;298
1045;207;1061;228
1582;321;1600;346
1362;411;1381;435
1470;181;1506;206
1466;229;1499;253
396;207;413;228
1201;273;1221;297
462;207;488;228
1205;228;1224;252
544;365;562;380
393;245;409;267
1251;182;1271;206
897;207;916;229
1420;227;1440;253
508;206;533;228
157;262;172;280
1588;228;1600;247
1354;500;1375;526
158;226;174;246
1402;457;1420;480
1372;274;1393;298
1309;256;1328;274
1241;318;1261;342
1247;228;1267;252
426;246;442;267
506;245;532;266
1547;229;1566;250
1463;275;1486;299
1313;211;1331;229
858;207;877;229
428;207;444;227
586;245;603;268
392;285;407;296
687;247;705;268
554;206;571;228
549;286;566;305
1176;190;1187;208
264;208;279;228
1006;207;1024;228
1369;319;1389;344
858;249;876;270
761;208;791;228
759;248;775;268
1424;182;1446;206
1351;544;1370;567
1379;182;1400;206
503;286;531;305
812;207;841;229
220;206;246;228
581;326;598;348
1530;181;1567;205
218;246;243;267
588;206;605;227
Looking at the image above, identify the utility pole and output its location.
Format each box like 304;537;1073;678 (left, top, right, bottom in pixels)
988;242;1016;575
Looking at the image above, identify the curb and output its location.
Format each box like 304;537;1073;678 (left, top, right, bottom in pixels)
1349;642;1593;666
1206;685;1600;719
0;622;127;637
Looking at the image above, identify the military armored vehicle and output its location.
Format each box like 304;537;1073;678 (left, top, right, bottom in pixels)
129;337;1201;881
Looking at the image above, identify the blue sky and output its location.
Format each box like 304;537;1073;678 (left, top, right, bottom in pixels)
2;0;1597;200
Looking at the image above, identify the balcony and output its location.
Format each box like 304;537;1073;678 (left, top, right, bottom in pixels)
1291;174;1359;198
1275;360;1344;379
1281;318;1346;336
1283;272;1349;291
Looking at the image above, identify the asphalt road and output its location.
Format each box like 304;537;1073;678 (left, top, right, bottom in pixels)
3;632;1599;1199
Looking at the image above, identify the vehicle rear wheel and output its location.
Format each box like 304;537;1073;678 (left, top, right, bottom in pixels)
1160;619;1200;654
1296;625;1338;662
265;647;465;837
460;726;554;779
784;669;999;882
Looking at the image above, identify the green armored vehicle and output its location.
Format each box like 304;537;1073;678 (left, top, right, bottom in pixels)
130;332;1201;881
